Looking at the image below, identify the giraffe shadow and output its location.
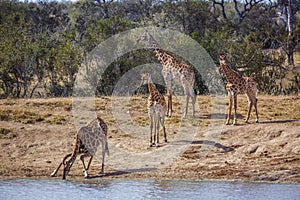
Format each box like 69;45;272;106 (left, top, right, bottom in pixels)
191;140;235;152
259;119;298;124
170;140;234;153
88;168;157;179
202;113;244;120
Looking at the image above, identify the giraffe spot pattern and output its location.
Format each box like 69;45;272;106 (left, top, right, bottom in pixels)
76;118;108;156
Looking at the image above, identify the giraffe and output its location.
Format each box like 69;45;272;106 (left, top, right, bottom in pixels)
137;31;196;118
140;73;167;147
50;117;109;179
219;54;259;125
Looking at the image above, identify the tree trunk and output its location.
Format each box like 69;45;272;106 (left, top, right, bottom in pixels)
287;36;295;66
285;0;294;66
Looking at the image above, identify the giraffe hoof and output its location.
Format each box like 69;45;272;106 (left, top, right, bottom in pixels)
50;170;56;177
155;144;160;148
255;120;259;123
164;139;168;143
84;171;90;179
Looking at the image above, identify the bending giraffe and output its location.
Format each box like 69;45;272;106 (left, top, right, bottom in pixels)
140;73;167;147
50;117;109;179
137;31;196;118
219;54;259;125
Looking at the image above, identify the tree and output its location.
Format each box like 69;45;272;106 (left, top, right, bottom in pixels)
0;0;299;97
279;0;299;67
0;1;35;97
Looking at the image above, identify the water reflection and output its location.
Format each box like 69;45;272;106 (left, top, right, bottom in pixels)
0;179;300;200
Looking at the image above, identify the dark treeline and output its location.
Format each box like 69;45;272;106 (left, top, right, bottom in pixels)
0;0;299;98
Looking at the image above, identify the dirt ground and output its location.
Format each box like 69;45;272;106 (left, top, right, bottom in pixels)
0;95;299;183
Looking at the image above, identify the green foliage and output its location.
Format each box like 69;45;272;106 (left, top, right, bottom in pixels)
0;0;299;98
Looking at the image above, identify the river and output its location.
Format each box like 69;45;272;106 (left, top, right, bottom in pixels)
1;178;300;200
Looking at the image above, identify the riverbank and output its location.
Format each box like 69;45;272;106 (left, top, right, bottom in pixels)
0;95;299;183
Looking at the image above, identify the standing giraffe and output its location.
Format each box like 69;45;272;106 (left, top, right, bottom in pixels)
140;73;167;147
137;31;196;118
219;54;259;125
50;117;109;179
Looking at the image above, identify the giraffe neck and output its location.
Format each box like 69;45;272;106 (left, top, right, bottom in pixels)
63;134;80;178
146;34;175;67
220;63;243;83
97;117;108;136
153;49;175;67
147;78;166;108
147;79;157;96
147;34;160;50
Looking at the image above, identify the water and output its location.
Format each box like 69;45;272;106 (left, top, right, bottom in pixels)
0;178;300;200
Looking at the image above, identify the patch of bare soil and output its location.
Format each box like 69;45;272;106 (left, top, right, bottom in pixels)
0;96;299;183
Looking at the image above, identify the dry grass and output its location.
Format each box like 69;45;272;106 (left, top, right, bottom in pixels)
294;52;300;67
0;95;299;182
0;95;299;137
238;95;300;125
0;98;71;124
0;127;16;139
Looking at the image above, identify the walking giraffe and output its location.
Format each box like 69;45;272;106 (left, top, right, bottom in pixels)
50;117;109;179
219;54;259;125
140;73;167;147
137;31;196;118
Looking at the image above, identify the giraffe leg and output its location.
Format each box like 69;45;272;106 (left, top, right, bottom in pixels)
233;95;238;125
170;92;173;117
80;154;92;178
149;114;154;147
86;156;93;171
50;162;63;177
189;86;196;118
167;89;173;117
153;114;157;147
246;92;259;123
183;95;189;119
245;101;253;123
99;141;106;174
63;154;77;180
160;116;167;143
191;93;196;118
100;162;105;175
254;98;259;123
156;113;160;147
226;93;233;125
50;153;72;177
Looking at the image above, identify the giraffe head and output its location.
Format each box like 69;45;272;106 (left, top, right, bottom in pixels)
140;73;152;86
137;31;151;43
219;54;227;65
137;31;160;49
62;157;74;179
